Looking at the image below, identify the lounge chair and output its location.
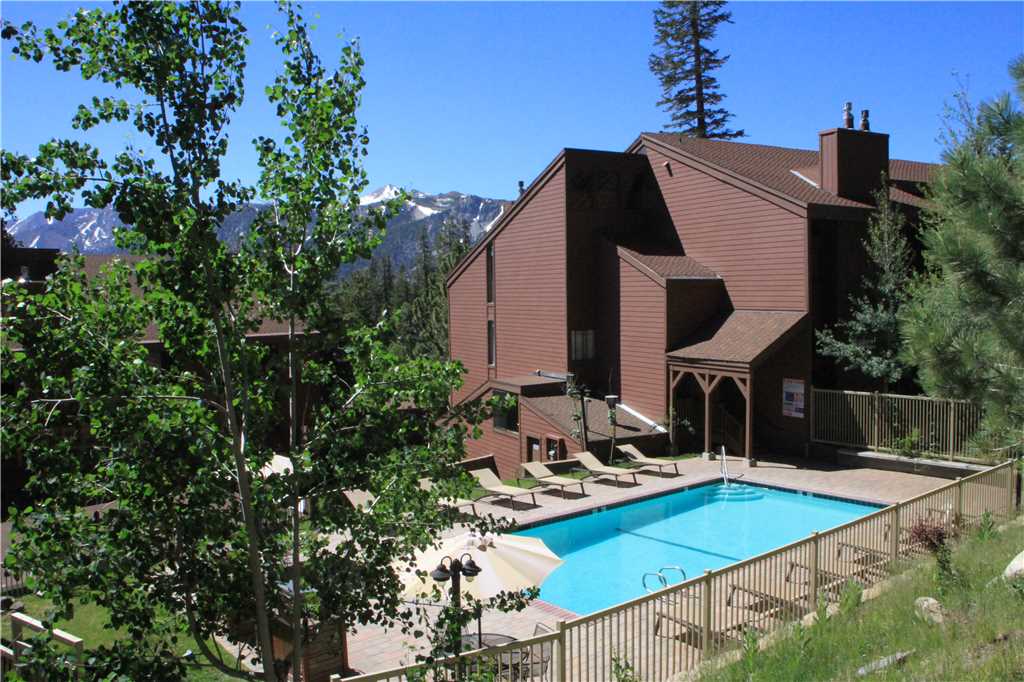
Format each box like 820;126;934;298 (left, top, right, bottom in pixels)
726;583;806;621
574;451;639;486
617;444;684;476
470;468;541;509
418;478;478;517
521;461;586;497
342;489;376;510
652;608;751;650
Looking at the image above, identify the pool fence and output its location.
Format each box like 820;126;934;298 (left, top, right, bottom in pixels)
810;388;984;460
337;459;1019;682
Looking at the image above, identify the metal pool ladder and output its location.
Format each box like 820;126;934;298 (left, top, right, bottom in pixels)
642;566;687;593
720;445;730;486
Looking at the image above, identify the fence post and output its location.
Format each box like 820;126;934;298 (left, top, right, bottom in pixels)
947;402;955;460
889;502;901;565
702;569;713;655
555;619;566;682
871;392;880;450
955;477;963;528
809;531;820;607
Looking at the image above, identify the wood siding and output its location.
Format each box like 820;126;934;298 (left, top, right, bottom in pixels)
448;253;489;403
753;322;812;455
645;147;809;312
465;394;524;479
618;258;667;422
493;166;568;377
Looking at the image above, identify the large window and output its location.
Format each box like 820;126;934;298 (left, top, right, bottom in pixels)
493;390;519;433
487;320;496;366
486;243;495;303
571;330;596;361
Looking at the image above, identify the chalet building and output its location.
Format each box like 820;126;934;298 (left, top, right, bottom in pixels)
447;110;936;478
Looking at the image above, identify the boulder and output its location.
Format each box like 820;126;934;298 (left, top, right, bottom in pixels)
914;596;945;625
856;650;914;676
1003;550;1024;582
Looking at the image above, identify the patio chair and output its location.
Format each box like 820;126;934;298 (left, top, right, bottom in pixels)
574;451;640;486
521;461;586;498
726;583;806;621
470;468;542;509
418;478;478;517
516;622;554;679
652;608;750;650
616;444;684;476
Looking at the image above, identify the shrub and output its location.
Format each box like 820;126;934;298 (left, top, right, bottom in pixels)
908;519;963;594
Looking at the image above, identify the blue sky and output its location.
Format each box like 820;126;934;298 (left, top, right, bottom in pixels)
2;1;1021;216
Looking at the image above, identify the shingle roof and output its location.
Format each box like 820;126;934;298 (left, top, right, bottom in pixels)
618;246;719;281
523;394;659;443
79;255;298;344
667;310;806;365
641;133;938;210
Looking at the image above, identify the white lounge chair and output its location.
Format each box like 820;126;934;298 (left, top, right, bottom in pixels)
521;461;586;497
617;444;684;476
575;451;639;486
470;468;542;508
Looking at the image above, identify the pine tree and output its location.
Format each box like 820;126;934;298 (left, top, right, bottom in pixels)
816;178;913;391
901;58;1024;454
649;1;744;138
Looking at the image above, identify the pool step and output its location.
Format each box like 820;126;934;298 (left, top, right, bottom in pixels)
707;486;765;502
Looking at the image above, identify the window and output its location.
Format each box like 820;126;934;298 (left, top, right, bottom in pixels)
485;243;495;303
487;320;496;366
570;330;596;361
493;390;518;432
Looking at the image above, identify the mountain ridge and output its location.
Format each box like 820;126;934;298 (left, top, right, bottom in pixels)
7;187;508;271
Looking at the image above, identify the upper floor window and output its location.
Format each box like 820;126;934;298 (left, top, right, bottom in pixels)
486;243;495;303
487;320;496;366
493;390;518;433
571;330;596;361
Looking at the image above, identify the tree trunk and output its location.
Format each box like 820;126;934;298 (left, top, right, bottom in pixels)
689;3;706;137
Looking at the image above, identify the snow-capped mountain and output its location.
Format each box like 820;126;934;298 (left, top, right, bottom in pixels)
7;187;508;270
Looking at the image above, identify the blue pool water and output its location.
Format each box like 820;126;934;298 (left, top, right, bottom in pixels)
516;482;879;615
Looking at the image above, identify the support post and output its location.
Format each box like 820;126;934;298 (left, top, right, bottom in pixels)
668;369;676;456
955;477;963;529
809;531;819;608
703;378;712;455
745;374;755;466
947;401;955;460
702;569;713;655
555;620;567;682
889;502;901;565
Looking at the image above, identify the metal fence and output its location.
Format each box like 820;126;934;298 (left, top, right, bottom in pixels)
810;388;984;459
336;460;1019;682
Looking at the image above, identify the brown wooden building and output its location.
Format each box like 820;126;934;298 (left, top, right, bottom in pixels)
447;114;936;477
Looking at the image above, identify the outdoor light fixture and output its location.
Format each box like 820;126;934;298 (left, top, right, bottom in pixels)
430;552;485;666
605;394;620;409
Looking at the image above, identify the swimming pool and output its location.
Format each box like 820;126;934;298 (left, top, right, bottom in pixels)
515;482;880;615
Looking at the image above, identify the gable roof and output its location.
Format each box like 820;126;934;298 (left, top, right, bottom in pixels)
618;246;719;286
667;310;806;366
634;133;938;212
522;394;660;444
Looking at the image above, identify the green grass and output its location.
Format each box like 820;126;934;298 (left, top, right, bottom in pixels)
699;518;1024;682
1;595;238;680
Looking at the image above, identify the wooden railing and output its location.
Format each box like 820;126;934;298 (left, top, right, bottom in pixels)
336;460;1019;682
810;388;984;459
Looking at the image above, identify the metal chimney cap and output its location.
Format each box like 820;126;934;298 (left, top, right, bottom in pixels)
843;102;854;129
518;180;526;195
860;109;870;131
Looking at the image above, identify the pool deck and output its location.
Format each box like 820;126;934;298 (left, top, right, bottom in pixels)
345;455;949;675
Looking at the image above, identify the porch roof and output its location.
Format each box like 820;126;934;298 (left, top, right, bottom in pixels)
666;310;806;367
522;395;660;443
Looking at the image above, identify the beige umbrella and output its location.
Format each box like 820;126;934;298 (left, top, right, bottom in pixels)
403;532;563;601
402;532;563;650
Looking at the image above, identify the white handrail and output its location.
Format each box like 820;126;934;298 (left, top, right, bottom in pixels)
720;445;730;485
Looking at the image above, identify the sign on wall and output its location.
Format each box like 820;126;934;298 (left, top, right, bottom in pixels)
782;378;805;418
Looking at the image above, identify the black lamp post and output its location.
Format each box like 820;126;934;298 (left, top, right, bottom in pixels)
430;552;483;664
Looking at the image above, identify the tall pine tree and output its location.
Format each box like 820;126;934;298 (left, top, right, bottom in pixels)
901;58;1024;455
649;1;743;138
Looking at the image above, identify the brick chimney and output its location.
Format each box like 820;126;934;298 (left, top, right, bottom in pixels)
819;104;889;204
